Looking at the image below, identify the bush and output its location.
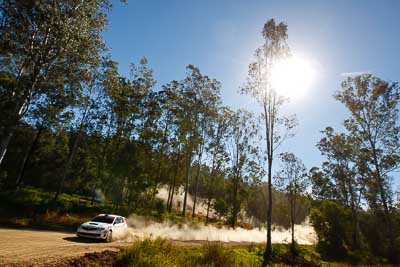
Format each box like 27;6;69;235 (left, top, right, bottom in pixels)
114;239;264;267
199;242;235;267
309;200;352;259
115;238;178;267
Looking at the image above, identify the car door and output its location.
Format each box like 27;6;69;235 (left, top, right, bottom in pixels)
121;217;127;228
114;217;122;230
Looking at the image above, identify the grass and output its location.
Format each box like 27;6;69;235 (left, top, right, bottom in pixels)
114;238;259;267
112;239;396;267
111;238;323;267
66;238;392;267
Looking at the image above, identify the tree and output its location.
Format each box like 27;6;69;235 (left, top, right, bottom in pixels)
54;62;108;201
0;0;111;165
159;82;185;212
310;200;353;259
241;19;297;263
204;107;230;224
172;65;221;218
227;109;258;227
316;127;366;249
14;84;73;188
335;74;400;261
275;152;308;254
102;58;156;208
177;66;202;217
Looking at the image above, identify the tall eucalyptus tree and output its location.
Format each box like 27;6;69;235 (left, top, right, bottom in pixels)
227;109;259;227
241;19;297;262
335;75;400;260
0;0;111;165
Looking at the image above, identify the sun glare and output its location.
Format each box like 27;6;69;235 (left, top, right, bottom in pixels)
271;56;316;99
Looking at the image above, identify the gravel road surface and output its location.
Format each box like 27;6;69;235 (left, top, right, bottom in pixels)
0;228;131;266
0;227;256;266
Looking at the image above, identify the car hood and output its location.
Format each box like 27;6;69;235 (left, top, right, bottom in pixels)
81;221;112;228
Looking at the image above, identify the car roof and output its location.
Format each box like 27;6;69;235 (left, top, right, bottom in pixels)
96;214;124;218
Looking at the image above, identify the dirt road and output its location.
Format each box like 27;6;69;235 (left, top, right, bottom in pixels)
0;226;262;266
0;228;132;266
0;227;235;266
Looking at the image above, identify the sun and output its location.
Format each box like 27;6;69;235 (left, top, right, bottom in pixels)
271;55;316;99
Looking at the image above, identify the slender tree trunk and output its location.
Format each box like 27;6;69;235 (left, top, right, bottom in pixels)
97;122;112;196
54;130;84;201
168;180;176;212
182;152;192;217
351;208;358;248
370;142;395;259
54;103;90;201
168;149;180;212
0;68;40;166
231;172;239;228
192;123;206;217
205;164;216;225
291;220;295;250
347;176;359;249
205;175;215;225
151;118;170;210
15;125;43;187
167;182;173;210
266;158;273;253
0;126;15;165
290;194;295;254
263;98;274;266
206;197;212;224
149;185;158;213
205;122;220;225
192;154;202;217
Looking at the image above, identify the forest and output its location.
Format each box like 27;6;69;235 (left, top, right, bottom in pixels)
1;1;400;266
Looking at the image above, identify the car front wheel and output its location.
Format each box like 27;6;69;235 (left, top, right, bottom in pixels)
105;231;112;243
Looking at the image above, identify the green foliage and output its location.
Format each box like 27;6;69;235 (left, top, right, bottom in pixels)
199;242;236;267
310;200;352;259
112;239;325;267
155;199;166;216
115;238;178;267
213;197;229;220
310;74;400;264
115;238;262;267
0;186;116;229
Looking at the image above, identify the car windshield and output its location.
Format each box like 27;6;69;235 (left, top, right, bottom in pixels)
91;215;115;224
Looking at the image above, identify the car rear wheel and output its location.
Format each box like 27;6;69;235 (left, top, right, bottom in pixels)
105;231;112;243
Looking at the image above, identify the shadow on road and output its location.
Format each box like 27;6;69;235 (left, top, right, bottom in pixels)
63;236;104;243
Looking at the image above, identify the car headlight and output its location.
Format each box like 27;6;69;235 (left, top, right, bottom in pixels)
98;227;105;231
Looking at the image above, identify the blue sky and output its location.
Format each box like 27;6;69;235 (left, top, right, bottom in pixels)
103;0;400;174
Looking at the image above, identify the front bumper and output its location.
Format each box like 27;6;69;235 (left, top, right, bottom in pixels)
76;230;108;239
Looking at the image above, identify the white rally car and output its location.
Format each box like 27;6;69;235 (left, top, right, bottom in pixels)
76;214;127;242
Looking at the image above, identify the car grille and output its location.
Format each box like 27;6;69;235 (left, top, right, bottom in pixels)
82;226;99;231
78;232;101;237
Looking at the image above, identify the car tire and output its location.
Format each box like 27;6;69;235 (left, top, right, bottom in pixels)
105;231;112;243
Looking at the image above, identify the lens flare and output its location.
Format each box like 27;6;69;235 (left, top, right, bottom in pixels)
271;56;316;99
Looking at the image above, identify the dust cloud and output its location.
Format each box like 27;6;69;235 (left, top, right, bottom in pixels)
114;215;316;245
155;187;211;216
113;187;316;245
